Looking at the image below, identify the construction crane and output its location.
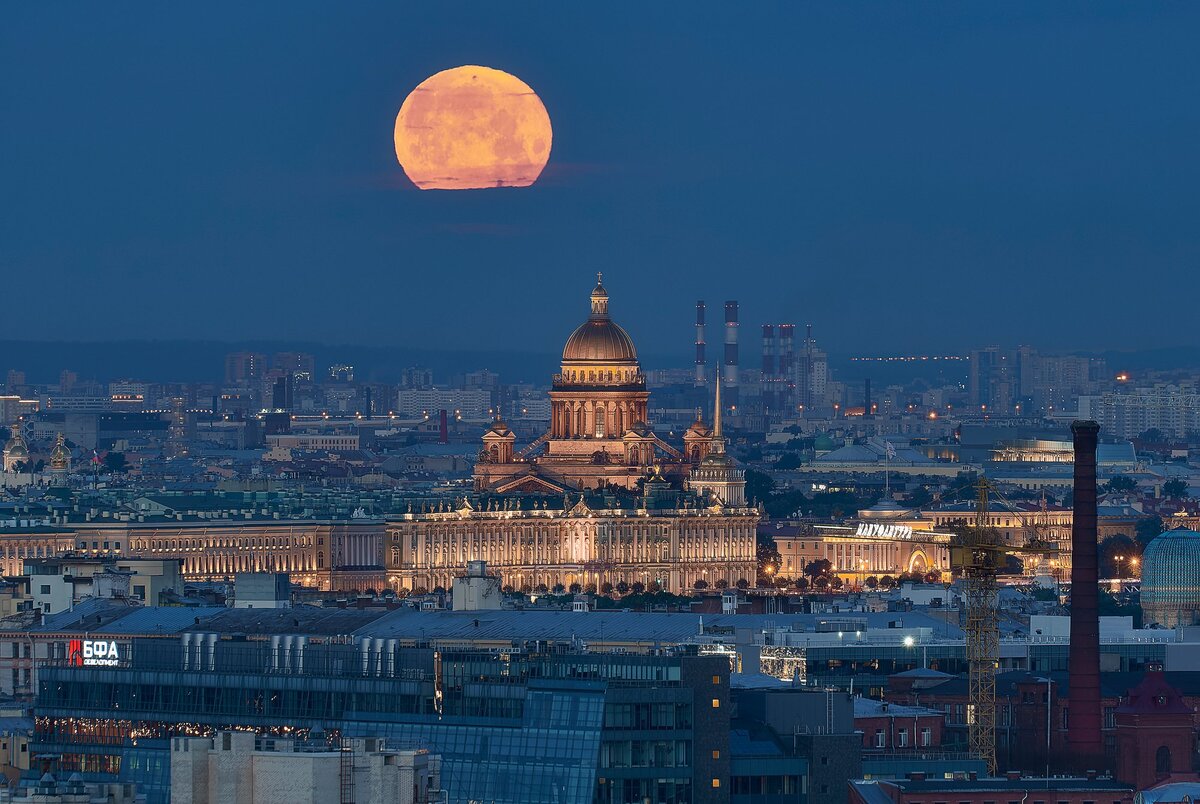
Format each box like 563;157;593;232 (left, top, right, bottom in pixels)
946;477;1057;775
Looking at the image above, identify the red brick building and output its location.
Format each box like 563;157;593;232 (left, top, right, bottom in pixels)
884;669;1200;775
1114;672;1199;791
849;772;1133;804
854;698;945;752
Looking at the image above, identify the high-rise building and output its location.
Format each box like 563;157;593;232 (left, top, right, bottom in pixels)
761;323;826;415
224;352;267;387
401;367;434;389
272;352;316;379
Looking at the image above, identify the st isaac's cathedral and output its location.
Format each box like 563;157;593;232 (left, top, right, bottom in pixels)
474;275;725;495
383;277;758;593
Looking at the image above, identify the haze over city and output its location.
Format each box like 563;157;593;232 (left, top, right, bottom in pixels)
4;5;1200;804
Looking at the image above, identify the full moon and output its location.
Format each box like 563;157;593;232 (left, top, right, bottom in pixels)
394;65;552;190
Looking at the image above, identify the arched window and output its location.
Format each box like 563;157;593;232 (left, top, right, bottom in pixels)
317;552;325;569
1156;745;1171;776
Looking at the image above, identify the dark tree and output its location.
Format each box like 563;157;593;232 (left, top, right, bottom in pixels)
615;581;629;595
735;578;749;590
1099;534;1140;577
630;582;645;594
1136;516;1165;547
803;559;833;582
103;452;128;473
600;582;614;595
1164;479;1190;499
693;579;709;590
776;452;803;471
714;578;729;589
864;576;879;589
1106;475;1137;493
743;469;776;505
568;582;582;594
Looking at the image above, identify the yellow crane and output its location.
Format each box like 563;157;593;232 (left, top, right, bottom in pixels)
947;477;1057;774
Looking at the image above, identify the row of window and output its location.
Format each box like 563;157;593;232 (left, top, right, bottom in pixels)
872;727;933;747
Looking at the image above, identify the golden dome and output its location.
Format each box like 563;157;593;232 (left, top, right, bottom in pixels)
561;274;638;364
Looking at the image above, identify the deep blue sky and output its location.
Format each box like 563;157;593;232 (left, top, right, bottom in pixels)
3;4;1198;362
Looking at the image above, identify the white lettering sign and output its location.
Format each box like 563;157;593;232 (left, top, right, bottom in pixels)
855;522;914;540
70;639;121;667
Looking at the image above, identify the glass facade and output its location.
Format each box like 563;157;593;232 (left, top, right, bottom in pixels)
346;683;604;804
32;637;726;804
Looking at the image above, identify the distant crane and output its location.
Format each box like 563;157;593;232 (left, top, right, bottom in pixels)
947;477;1057;775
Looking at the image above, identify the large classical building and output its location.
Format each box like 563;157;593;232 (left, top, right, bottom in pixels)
474;275;716;494
389;277;757;592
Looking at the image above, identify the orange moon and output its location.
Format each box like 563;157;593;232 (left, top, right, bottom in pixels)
393;65;552;190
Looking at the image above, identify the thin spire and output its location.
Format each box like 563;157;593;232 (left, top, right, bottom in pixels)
596;271;603;285
713;364;722;440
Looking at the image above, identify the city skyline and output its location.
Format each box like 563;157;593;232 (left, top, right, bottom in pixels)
4;4;1200;354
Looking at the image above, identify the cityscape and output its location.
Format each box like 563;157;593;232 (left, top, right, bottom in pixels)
3;4;1200;804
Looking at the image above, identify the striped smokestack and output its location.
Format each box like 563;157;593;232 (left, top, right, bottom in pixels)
1068;420;1103;772
695;301;707;386
724;301;739;406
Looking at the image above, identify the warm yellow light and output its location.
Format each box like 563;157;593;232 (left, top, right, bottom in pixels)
394;65;553;190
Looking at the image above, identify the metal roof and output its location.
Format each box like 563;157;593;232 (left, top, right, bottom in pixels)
184;605;391;636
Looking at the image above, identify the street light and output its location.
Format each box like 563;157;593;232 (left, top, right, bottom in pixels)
1115;555;1125;579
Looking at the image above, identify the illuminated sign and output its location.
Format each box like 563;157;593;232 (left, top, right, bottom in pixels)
855;522;913;540
68;639;121;667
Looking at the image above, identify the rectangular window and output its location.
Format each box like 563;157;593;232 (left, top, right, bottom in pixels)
898;728;909;747
712;779;720;789
921;727;932;747
712;675;721;685
712;750;720;760
711;698;720;708
39;585;50;595
875;729;886;748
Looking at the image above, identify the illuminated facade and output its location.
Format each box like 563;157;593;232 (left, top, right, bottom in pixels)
385;490;758;593
774;523;951;585
474;276;715;494
10;521;387;592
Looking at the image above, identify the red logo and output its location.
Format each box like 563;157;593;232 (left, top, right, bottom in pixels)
67;639;83;667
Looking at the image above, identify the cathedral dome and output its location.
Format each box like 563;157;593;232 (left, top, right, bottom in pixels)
561;274;638;364
3;427;28;461
1141;527;1200;627
563;320;638;363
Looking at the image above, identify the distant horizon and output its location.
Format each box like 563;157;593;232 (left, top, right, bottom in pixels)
2;337;1195;387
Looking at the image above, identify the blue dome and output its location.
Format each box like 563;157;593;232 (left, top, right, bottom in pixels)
1141;527;1200;626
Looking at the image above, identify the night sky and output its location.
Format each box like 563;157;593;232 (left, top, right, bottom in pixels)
3;4;1198;361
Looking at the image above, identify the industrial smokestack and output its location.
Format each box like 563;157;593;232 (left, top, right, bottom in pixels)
864;378;872;419
1068;419;1103;772
762;325;776;412
695;301;707;386
724;301;739;406
438;409;449;445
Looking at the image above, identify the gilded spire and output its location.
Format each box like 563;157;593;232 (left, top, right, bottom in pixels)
711;364;724;452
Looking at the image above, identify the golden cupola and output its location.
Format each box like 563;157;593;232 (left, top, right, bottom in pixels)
50;433;71;473
559;273;640;383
